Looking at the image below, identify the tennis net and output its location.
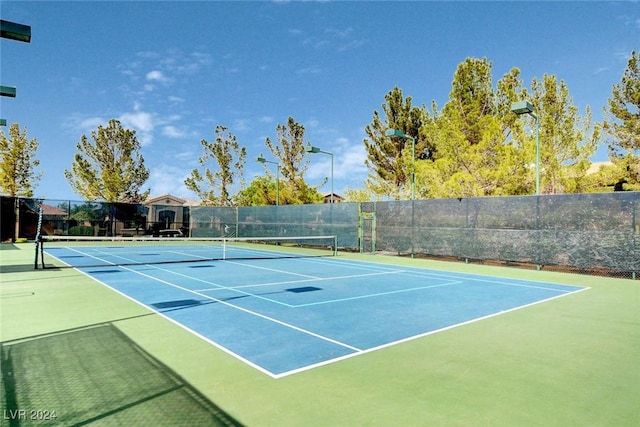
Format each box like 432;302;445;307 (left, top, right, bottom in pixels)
36;235;338;269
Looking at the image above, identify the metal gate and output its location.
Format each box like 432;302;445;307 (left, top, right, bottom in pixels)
359;211;376;253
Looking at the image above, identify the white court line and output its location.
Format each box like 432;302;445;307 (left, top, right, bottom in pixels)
45;245;281;377
291;281;463;307
291;256;587;293
45;245;590;379
195;269;407;292
273;285;590;378
69;246;363;355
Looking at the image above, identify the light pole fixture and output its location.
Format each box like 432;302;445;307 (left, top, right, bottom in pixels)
0;86;16;98
256;155;280;206
385;128;416;200
1;20;30;128
305;143;334;203
511;101;540;195
1;20;31;43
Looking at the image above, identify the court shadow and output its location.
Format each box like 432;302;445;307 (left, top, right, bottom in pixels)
0;243;21;250
0;324;244;426
0;264;40;273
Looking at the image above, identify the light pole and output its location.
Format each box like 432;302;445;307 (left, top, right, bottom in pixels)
1;20;32;43
305;143;334;203
385;129;416;200
511;101;540;195
2;19;31;242
386;128;417;258
0;86;16;98
256;155;280;206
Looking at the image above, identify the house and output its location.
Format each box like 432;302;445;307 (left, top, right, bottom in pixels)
38;203;69;236
143;194;200;236
323;193;344;203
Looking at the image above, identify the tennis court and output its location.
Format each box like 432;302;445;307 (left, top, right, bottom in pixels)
39;237;587;378
2;241;639;425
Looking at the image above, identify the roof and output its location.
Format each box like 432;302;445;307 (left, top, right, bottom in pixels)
144;194;186;206
41;203;67;216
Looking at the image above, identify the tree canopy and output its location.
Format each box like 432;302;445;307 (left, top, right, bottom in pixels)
10;54;638;204
0;123;40;197
363;86;430;200
602;50;640;190
184;125;247;206
366;58;602;198
238;117;323;205
65;119;150;202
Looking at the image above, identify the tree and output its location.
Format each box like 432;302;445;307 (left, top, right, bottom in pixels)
65;119;150;202
530;74;598;194
602;50;640;189
0;123;41;240
263;117;324;204
343;188;376;202
363;86;430;200
443;57;497;146
185;125;247;206
416;62;531;198
0;123;40;197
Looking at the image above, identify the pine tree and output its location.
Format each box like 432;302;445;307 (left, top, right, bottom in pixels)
530;74;598;194
602;50;640;189
363;86;429;200
416;61;530;198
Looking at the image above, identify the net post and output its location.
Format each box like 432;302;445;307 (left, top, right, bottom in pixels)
333;235;338;256
222;237;227;260
34;238;39;269
34;206;43;269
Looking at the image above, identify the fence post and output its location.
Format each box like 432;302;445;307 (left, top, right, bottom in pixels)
536;195;542;270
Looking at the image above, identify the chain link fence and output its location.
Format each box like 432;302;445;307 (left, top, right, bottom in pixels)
2;192;637;279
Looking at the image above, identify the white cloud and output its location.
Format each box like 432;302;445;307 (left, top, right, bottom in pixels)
174;150;198;162
147;163;193;199
305;137;367;183
146;70;169;82
162;125;186;138
120;110;154;133
79;116;107;132
64;114;106;135
297;65;324;75
234;119;251;132
118;104;156;146
337;39;365;52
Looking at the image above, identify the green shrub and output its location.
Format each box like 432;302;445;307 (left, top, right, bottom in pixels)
68;225;94;236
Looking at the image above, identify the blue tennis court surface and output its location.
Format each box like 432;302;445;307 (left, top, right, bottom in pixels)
45;245;588;378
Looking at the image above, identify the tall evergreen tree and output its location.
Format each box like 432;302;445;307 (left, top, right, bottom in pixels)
602;50;640;188
185;125;246;206
65;119;149;202
530;74;598;194
363;86;429;200
416;62;530;198
443;57;497;146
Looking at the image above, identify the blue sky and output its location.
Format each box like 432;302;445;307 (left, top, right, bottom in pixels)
1;1;638;202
